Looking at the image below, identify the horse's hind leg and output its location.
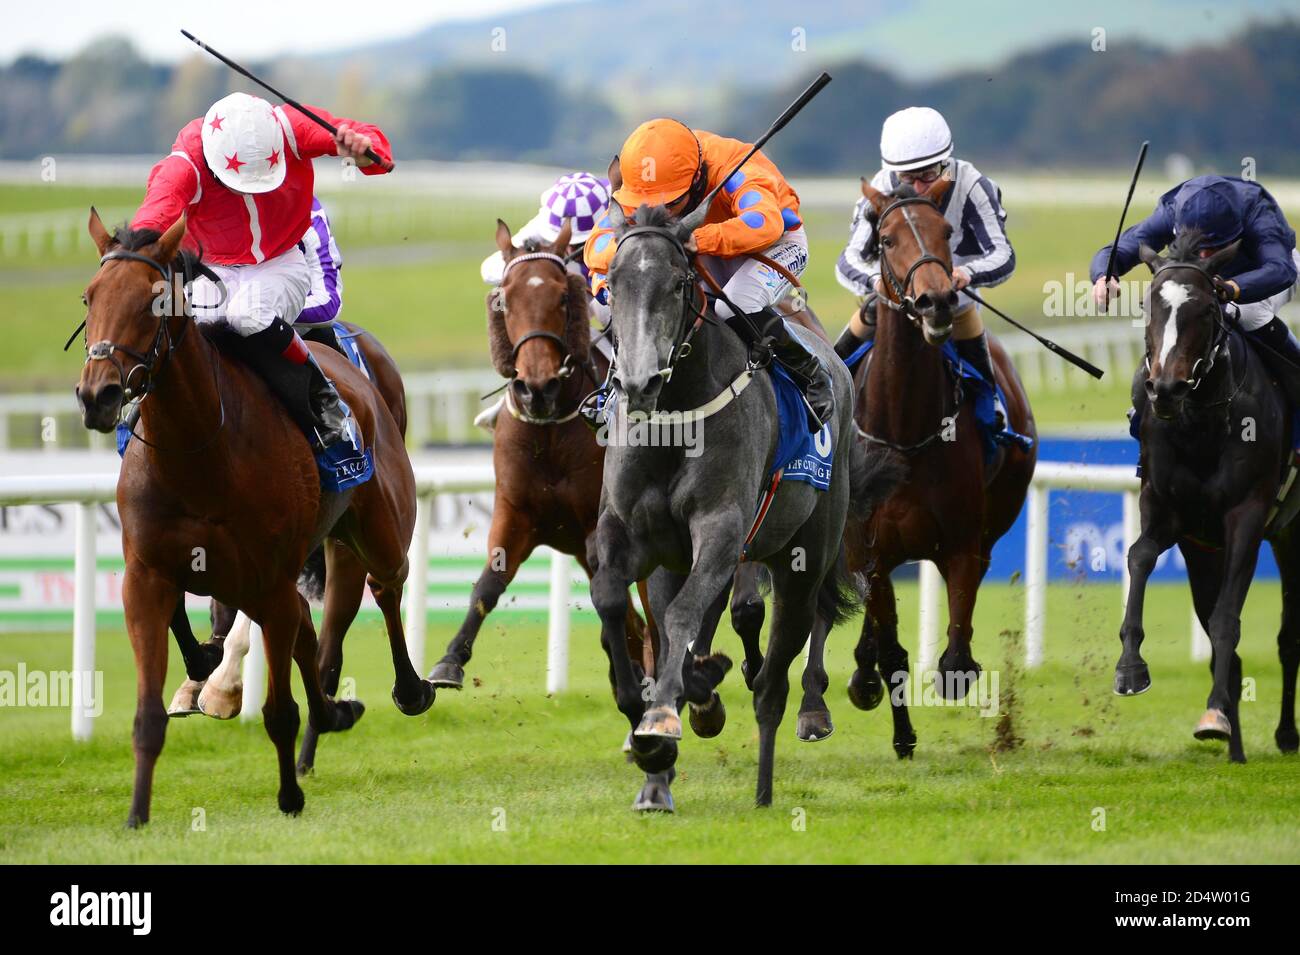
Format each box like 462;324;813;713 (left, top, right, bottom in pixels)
298;540;368;776
731;562;767;691
753;572;817;807
849;572;890;711
197;610;253;719
796;613;834;742
368;570;436;716
1272;533;1300;753
291;593;364;741
122;563;178;828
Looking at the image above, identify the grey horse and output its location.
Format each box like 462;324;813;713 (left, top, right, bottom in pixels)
588;201;903;810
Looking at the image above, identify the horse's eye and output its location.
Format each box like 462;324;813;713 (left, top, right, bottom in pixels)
881;236;893;248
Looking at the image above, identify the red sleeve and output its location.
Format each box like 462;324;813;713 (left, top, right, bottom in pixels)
287;104;393;176
131;152;201;232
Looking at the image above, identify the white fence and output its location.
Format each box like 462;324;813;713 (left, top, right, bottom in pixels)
0;459;1217;740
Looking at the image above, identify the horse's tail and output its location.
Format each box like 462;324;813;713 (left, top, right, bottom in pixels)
816;544;863;629
298;545;327;602
848;428;907;520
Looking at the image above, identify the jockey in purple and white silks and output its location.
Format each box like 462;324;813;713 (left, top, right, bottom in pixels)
833;106;1015;419
475;171;614;431
299;196;344;331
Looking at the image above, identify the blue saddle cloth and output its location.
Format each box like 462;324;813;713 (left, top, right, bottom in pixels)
769;359;834;491
116;337;376;493
843;338;1034;463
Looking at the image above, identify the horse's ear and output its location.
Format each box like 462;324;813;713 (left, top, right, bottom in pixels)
677;196;712;238
926;176;953;207
88;206;112;257
1204;239;1243;276
156;214;187;263
607;154;623;193
552;218;573;255
607;199;628;235
861;178;888;215
1137;243;1164;273
495;219;515;259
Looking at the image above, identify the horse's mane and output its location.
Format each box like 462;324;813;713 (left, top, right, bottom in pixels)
630;203;679;228
887;182;921;201
109;224;205;275
1165;228;1209;264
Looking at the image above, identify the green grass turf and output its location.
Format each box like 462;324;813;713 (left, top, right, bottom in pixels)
1;581;1297;863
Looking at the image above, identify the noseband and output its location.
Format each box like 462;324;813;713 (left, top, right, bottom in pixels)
1149;261;1230;393
499;251;581;382
874;196;953;320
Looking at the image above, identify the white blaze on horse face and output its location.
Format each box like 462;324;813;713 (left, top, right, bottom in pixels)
526;276;544;288
1156;280;1192;372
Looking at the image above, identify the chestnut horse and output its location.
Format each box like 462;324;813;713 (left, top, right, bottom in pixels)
426;221;663;710
829;181;1037;757
76;211;434;825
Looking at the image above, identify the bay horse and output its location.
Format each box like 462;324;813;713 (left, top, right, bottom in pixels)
161;319;412;778
1118;230;1299;762
76;210;434;825
818;180;1037;758
590;200;901;810
424;221;670;734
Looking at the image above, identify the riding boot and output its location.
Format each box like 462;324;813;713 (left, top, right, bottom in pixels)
299;323;346;356
1246;317;1300;411
954;332;1006;428
232;318;354;450
833;297;877;362
748;306;834;430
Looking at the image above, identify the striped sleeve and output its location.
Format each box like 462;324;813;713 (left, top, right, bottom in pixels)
959;176;1015;288
835;196;879;298
298;205;343;324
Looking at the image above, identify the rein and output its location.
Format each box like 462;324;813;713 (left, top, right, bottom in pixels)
79;248;228;454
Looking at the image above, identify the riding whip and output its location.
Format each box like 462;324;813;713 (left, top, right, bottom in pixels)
962;288;1104;379
1102;140;1149;312
180;30;394;172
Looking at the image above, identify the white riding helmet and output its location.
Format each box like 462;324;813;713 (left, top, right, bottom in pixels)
880;106;953;172
201;92;288;194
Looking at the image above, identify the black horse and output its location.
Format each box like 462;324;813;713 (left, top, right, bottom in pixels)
1117;229;1300;763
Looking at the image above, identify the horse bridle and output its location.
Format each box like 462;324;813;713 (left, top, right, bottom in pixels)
606;225;711;385
75;248;229;453
1148;261;1231;393
873;196;953;320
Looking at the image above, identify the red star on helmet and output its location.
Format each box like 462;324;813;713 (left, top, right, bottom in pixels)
209;114;224;132
224;153;245;172
268;149;280;168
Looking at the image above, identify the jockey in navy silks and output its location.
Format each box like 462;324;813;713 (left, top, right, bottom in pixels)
1092;174;1300;444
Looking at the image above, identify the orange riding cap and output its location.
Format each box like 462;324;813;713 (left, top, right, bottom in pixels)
584;123;802;300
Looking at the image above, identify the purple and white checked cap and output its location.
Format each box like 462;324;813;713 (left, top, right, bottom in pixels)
537;172;611;243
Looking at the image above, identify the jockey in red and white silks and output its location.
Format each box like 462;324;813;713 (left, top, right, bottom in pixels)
131;91;391;449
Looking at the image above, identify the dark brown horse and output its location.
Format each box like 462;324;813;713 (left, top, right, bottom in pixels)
828;180;1037;757
77;210;434;825
426;221;663;716
162;320;411;778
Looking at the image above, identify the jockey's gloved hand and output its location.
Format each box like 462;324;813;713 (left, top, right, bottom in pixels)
1213;276;1240;303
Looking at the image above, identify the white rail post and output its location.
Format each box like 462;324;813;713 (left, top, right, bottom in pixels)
1121;489;1140;609
546;550;571;694
1191;607;1212;662
1024;484;1048;668
240;623;265;723
71;502;97;741
917;560;942;675
404;493;432;674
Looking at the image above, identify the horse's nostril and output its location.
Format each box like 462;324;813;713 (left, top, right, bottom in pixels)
914;293;932;312
946;290;959;308
512;379;531;400
1144;379;1157;398
542;378;561;400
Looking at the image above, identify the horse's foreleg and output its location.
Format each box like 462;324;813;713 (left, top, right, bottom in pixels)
257;594;305;816
1198;496;1268;763
848;572;888;711
753;577;817;808
591;515;675;812
428;506;534;689
1116;493;1174;696
796;613;834;742
122;562;178;828
197;610;252;719
936;551;985;701
166;596;216;715
298;540;367;776
1272;534;1300;753
685;578;734;739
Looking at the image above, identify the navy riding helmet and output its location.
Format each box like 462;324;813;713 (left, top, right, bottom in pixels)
1173;175;1245;248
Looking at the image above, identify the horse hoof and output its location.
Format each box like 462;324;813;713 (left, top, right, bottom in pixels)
796;708;834;742
630;737;678;775
847;668;884;711
279;786;305;817
392;680;436;716
692;652;733;686
688;692;726;738
635;705;682;740
632;780;675;813
427;660;465;689
167;679;204;717
1193;708;1231;741
1276;725;1300;754
334;699;366;731
894;734;917;759
935;663;980;701
196;681;242;720
1113;662;1151;696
